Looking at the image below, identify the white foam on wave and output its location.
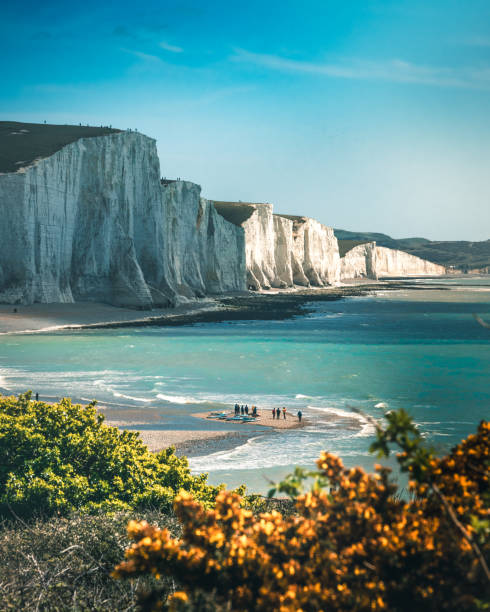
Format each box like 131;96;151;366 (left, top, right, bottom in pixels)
295;393;313;399
307;405;375;437
374;402;388;409
0;373;10;390
156;393;208;405
189;429;366;473
112;391;152;403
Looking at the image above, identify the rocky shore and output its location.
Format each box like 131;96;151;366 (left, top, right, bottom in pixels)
0;280;449;335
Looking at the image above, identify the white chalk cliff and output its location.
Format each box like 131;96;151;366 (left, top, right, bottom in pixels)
0;125;448;307
340;242;378;280
340;242;447;280
213;204;340;290
281;215;340;287
0;132;245;307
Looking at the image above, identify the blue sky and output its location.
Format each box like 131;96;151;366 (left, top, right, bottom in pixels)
1;0;489;240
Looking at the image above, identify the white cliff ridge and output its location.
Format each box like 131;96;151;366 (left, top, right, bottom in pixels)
280;215;340;287
340;242;447;280
340;243;378;280
374;246;447;277
0;124;449;307
213;204;341;290
0;132;245;306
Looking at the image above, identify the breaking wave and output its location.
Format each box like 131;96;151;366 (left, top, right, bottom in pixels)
156;393;208;405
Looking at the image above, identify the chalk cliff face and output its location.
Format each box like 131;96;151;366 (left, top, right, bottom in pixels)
0;132;245;306
340;242;446;280
272;214;294;288
374;246;447;277
214;204;341;290
282;216;341;287
241;204;277;290
340;242;378;280
159;182;246;300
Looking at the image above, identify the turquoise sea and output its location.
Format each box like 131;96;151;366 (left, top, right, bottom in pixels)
1;277;489;493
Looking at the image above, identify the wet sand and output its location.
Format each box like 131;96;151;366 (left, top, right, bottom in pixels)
131;429;250;455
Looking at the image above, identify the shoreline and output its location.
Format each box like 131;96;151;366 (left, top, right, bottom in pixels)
128;428;253;457
0;278;458;465
193;409;306;430
0;391;262;460
0;279;450;335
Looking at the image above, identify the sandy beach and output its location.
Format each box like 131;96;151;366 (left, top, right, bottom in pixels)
0;299;221;334
100;407;305;458
131;429;250;455
193;409;305;430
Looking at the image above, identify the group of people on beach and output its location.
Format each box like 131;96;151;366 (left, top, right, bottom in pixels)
234;403;257;417
271;407;302;422
234;403;303;422
272;407;287;420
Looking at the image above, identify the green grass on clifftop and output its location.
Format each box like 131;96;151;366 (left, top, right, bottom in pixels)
0;121;121;174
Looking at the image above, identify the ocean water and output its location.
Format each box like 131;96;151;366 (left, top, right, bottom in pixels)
0;277;489;493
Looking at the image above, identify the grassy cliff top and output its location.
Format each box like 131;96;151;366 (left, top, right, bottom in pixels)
337;239;371;258
213;201;259;226
0;121;121;174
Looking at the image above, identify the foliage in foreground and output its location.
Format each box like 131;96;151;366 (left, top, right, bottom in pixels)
0;392;221;518
0;510;177;611
115;412;490;611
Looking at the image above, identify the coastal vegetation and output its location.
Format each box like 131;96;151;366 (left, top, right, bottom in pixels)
0;392;222;518
115;411;489;611
0;393;488;610
0;121;120;174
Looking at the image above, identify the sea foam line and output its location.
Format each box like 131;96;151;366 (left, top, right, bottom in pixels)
156;393;209;405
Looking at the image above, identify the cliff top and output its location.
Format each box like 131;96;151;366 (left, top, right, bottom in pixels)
213;201;260;226
277;214;308;222
338;239;371;257
0;121;121;174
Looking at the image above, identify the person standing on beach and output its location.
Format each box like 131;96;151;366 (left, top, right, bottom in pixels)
282;407;286;419
272;407;276;419
245;405;249;415
241;405;244;415
297;410;302;422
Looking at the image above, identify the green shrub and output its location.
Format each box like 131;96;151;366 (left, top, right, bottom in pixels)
0;392;221;518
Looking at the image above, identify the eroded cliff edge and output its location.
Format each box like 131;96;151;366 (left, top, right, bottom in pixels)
213;203;341;290
0;131;246;307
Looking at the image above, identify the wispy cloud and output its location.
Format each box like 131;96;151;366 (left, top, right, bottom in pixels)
159;41;183;53
122;48;163;63
231;48;490;90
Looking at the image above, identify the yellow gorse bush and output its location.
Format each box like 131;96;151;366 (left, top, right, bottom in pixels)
115;414;489;611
